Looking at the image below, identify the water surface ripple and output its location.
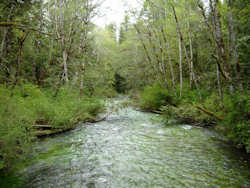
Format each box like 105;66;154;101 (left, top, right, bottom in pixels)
21;102;250;188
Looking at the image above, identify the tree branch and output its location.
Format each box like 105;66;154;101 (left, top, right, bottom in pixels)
0;22;60;39
196;106;224;121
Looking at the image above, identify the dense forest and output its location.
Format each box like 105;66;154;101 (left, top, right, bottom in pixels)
0;0;249;184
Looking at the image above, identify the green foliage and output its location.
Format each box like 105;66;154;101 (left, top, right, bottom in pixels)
0;83;104;171
93;87;118;98
113;73;127;93
181;91;250;152
0;172;25;188
219;93;250;152
175;83;209;104
50;88;104;127
140;83;174;111
194;92;249;152
158;87;250;152
161;103;206;124
0;87;35;171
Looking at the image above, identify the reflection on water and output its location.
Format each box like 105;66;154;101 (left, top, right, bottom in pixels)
14;99;250;187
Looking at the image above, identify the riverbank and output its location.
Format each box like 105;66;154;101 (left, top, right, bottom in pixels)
129;84;250;153
0;84;105;172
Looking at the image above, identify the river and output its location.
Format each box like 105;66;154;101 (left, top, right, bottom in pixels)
5;98;250;187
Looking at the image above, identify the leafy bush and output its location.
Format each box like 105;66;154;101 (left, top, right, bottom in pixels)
161;103;205;124
192;92;250;152
0;86;35;171
187;91;250;152
219;93;250;152
0;83;104;171
160;87;249;152
175;83;209;104
140;83;174;111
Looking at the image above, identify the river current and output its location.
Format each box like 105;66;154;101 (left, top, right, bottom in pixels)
7;98;250;187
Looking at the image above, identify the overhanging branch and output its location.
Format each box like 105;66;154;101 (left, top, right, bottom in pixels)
0;22;60;39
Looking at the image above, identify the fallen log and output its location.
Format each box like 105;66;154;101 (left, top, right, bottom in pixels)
32;125;53;129
33;129;63;137
85;117;106;123
196;106;224;121
151;110;165;114
33;127;74;137
32;115;106;137
136;109;165;115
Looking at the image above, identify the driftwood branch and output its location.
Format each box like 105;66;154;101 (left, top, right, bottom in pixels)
196;106;224;121
32;125;53;129
85;117;106;123
33;127;74;137
0;22;59;39
151;110;165;114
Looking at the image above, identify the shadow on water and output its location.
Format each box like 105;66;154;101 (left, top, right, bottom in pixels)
1;97;250;188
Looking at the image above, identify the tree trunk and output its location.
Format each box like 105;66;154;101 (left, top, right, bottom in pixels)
178;37;183;98
152;27;169;89
188;22;194;88
146;27;166;86
199;2;230;80
62;48;69;84
166;42;177;96
15;32;29;84
0;4;14;66
32;39;39;84
213;0;234;92
172;5;201;100
11;32;29;95
217;63;223;103
186;33;202;100
205;1;224;102
72;71;79;88
134;25;159;81
79;61;85;97
227;0;243;91
160;13;177;95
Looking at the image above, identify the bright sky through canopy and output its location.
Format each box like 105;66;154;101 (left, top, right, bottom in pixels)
94;0;141;27
94;0;211;27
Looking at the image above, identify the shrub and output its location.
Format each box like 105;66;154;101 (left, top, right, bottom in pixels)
175;83;209;104
140;83;174;111
220;92;250;152
0;86;35;171
198;92;249;152
160;102;209;124
0;83;105;171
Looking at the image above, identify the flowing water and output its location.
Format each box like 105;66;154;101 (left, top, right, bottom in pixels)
5;98;250;187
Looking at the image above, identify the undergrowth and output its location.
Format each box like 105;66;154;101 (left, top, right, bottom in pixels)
138;83;250;153
0;83;104;171
140;83;176;111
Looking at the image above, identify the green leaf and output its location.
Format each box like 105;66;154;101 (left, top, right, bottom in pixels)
0;160;5;169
